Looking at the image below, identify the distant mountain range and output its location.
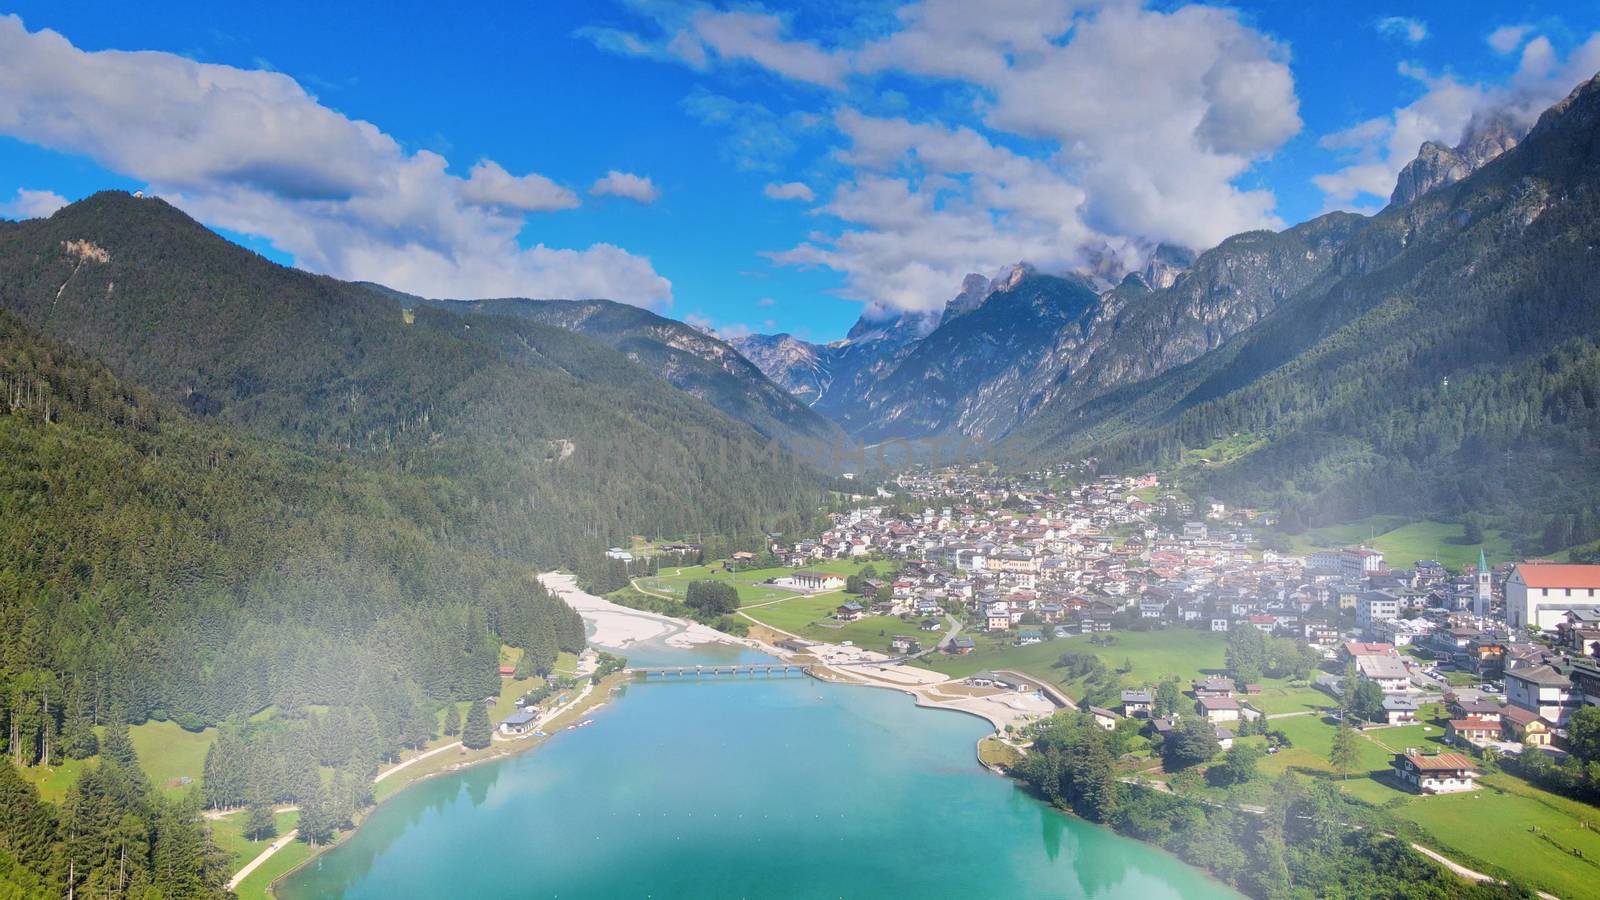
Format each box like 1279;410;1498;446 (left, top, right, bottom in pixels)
725;71;1600;532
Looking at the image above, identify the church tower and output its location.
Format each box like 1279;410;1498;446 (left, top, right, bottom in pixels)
1474;548;1492;618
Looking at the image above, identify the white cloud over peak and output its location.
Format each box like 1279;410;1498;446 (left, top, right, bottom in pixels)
763;181;815;202
588;1;1299;315
590;170;661;203
1376;16;1428;45
1314;32;1600;210
0;187;68;219
0;15;672;308
1487;24;1533;55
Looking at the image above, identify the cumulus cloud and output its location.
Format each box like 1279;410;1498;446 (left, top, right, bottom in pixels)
461;160;578;212
590;170;661;203
1314;32;1600;210
0;15;671;307
0;186;68;219
1487;24;1533;55
1375;16;1428;44
594;2;1300;314
763;181;815;202
578;2;848;88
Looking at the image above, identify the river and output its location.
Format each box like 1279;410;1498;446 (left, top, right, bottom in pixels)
277;611;1238;898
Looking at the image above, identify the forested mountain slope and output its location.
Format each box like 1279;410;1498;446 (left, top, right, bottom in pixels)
0;192;836;562
1008;73;1600;541
404;294;850;453
0;308;583;731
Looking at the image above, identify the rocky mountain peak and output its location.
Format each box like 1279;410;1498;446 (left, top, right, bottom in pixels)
1390;111;1521;207
939;272;997;325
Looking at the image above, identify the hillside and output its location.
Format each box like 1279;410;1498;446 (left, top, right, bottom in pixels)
0;192;836;563
1007;73;1600;544
404;295;850;453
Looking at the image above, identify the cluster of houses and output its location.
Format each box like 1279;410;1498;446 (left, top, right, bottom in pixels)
760;467;1600;789
1112;675;1266;751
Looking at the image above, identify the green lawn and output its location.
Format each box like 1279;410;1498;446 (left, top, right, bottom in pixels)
917;628;1229;686
130;719;217;796
1251;687;1332;716
209;808;300;873
636;558;890;608
1244;703;1600;895
233;836;313;900
1398;775;1600;898
1284;516;1515;572
15;754;96;803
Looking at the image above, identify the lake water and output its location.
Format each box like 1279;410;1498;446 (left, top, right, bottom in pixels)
278;632;1236;899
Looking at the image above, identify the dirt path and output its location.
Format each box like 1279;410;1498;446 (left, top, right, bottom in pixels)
374;740;462;783
226;829;299;890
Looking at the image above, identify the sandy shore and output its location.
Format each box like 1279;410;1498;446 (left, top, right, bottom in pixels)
538;572;762;652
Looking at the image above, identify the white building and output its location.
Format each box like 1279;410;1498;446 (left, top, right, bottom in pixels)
1506;563;1600;632
1340;547;1385;581
1391;752;1477;794
1355;591;1401;638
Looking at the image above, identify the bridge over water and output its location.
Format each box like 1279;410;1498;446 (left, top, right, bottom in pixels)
628;663;809;679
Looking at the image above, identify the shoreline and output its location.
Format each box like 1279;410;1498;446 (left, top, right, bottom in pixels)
266;573;1059;897
263;669;630;898
540;572;1061;734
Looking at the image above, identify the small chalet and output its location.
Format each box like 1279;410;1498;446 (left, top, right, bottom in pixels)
1196;695;1241;723
1391;751;1477;794
1121;689;1153;718
499;710;538;737
1381;695;1420;725
835;601;865;621
1499;705;1553;747
498;665;516;677
1447;718;1500;746
1087;706;1120;731
1192;676;1234;698
947;636;975;655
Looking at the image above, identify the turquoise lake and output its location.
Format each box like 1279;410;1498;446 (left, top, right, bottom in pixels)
277;635;1237;898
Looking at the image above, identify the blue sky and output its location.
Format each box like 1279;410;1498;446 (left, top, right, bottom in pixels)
1;2;1597;343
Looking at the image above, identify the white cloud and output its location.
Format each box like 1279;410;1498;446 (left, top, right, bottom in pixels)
0;186;68;219
680;88;816;172
688;10;849;88
1487;24;1533;55
1314;32;1600;209
1375;16;1428;44
0;15;672;307
757;296;777;306
461;160;578;212
763;181;815;202
589;2;1300;314
590;170;661;204
576;3;847;88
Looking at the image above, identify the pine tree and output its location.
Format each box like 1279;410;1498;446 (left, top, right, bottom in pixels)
1330;723;1359;781
243;801;275;842
443;704;461;737
462;701;492;750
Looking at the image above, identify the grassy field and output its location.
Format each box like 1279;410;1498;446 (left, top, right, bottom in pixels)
209;808;301;873
130;719;217;796
1284;516;1515;572
1236;700;1600;895
234;836;313;900
636;558;888;608
918;628;1228;685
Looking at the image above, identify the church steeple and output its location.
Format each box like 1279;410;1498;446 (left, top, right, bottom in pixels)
1475;548;1492;618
